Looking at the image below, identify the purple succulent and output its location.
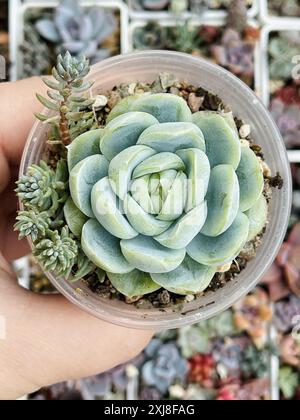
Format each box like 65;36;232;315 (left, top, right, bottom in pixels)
270;98;300;148
35;0;117;63
211;28;255;80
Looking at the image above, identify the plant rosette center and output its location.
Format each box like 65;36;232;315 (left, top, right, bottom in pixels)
65;92;266;298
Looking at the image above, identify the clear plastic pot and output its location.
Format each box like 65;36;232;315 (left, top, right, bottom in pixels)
20;51;292;330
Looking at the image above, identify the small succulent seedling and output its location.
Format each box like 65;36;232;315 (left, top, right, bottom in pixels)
16;51;269;302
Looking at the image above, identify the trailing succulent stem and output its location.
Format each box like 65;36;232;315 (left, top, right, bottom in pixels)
36;52;96;146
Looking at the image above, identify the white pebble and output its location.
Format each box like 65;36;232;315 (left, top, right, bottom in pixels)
239;124;251;138
93;95;108;109
217;263;232;273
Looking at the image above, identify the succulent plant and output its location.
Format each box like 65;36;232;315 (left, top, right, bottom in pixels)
275;295;300;333
188;354;216;388
21;21;54;78
270;98;300;148
233;288;272;348
15;210;51;242
62;91;266;298
280;336;300;367
178;310;238;357
269;0;300;17
269;32;300;81
211;29;255;84
240;345;270;380
279;367;299;399
263;222;300;300
34;226;78;277
142;339;188;393
36;52;97;145
35;0;117;63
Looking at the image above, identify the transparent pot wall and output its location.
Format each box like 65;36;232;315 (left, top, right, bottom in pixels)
20;51;292;330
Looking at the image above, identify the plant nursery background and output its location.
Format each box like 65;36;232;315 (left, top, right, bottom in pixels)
1;0;300;401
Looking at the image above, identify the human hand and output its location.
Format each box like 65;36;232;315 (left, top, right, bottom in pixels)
0;78;153;400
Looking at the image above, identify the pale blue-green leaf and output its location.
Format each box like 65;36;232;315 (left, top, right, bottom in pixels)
157;171;187;221
137;122;205;153
130;175;155;214
176;148;210;212
155;201;208;249
91;177;138;240
123;194;172;236
107;270;161;298
63;197;88;238
159;170;178;201
187;212;250;266
132;152;185;179
69;155;109;217
236;145;264;212
131;93;192;123
193;111;241;169
82;219;134;274
151;255;216;295
106;94;150;123
100;112;159;161
201;165;240;237
120;235;186;274
245;195;268;241
108;145;156;200
67;129;103;171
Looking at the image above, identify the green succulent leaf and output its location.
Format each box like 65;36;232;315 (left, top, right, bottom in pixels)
236;145;264;212
193;111;241;169
82;219;134;274
108;145;156;200
187;212;250;266
201;164;240;237
108;270;161;298
245;195;268;241
69;154;109;217
151;255;216;295
91;177;138;240
67;129;103;171
63;197;88;238
120;235;186;274
101;112;159;161
137;122;205;153
154;201;208;250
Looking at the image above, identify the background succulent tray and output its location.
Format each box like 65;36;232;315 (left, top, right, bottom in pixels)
2;0;300;401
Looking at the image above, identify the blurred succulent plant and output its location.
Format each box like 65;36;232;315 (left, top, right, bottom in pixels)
226;0;248;33
269;32;300;81
270;98;300;148
170;0;189;13
142;339;188;393
178;310;238;357
275;295;300;333
188;354;216;388
21;22;54;77
212;336;248;378
220;378;270;400
233;288;272;348
269;0;300;17
35;0;117;63
280;336;300;368
279;367;299;399
263;222;300;300
211;29;255;85
133;22;167;50
240;345;270;380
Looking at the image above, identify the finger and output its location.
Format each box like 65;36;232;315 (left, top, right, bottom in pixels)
0;217;30;261
0;276;153;399
0;77;46;165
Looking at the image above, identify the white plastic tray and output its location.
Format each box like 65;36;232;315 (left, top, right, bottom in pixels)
260;0;300;24
127;0;259;21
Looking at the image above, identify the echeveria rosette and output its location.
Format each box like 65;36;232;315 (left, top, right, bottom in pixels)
64;93;267;298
